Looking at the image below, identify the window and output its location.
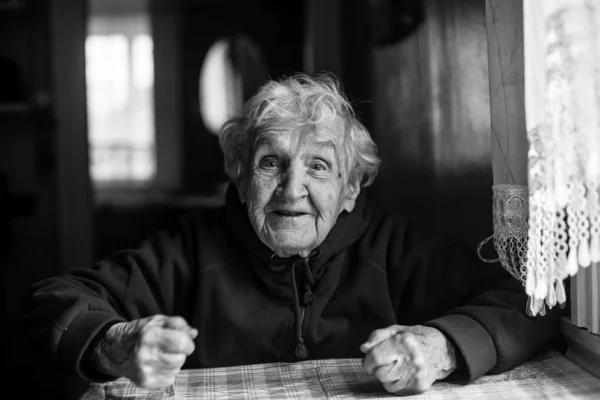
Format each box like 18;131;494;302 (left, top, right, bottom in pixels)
85;12;156;186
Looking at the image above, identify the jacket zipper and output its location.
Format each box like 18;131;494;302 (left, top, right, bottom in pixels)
300;306;306;327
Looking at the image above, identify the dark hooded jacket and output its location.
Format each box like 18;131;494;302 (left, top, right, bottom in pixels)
20;186;560;382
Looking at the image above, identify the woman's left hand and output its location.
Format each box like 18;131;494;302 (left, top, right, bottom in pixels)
360;325;458;396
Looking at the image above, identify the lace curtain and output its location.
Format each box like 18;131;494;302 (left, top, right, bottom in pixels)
485;0;600;316
524;0;600;316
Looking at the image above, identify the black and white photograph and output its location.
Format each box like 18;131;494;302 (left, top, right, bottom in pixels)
1;0;600;398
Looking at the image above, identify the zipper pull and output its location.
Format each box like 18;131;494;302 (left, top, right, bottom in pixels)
295;338;308;360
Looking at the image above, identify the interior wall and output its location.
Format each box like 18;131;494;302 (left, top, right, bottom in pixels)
344;0;493;248
0;1;64;398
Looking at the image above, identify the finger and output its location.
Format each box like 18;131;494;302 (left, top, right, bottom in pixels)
158;329;196;355
384;380;412;396
379;353;416;383
407;370;433;394
373;359;400;383
384;374;430;396
383;361;431;396
362;345;399;375
158;352;187;370
138;355;182;382
382;374;414;396
360;325;405;353
136;370;177;390
140;351;183;374
188;328;198;339
391;357;416;385
153;363;183;380
163;316;198;339
396;333;426;367
162;316;192;332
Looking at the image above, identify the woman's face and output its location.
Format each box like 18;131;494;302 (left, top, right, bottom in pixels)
242;125;360;258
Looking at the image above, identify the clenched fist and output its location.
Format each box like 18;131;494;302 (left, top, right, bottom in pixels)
360;325;458;396
91;315;197;389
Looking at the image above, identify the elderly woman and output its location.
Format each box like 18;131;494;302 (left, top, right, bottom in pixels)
21;74;559;396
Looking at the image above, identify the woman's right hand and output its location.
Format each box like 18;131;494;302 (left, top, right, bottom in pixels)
93;315;197;389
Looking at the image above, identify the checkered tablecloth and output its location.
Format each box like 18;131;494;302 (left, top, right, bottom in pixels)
80;349;600;399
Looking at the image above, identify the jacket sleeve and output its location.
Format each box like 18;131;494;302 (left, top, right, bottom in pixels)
19;227;193;381
386;218;562;382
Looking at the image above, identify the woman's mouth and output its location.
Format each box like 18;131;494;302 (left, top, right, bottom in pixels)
274;210;307;217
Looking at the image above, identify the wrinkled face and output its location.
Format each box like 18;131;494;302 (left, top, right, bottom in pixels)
241;125;360;258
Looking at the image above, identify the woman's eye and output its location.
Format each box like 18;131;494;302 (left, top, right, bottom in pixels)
259;157;279;169
310;161;328;172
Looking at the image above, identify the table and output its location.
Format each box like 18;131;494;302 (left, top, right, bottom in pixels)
80;349;600;399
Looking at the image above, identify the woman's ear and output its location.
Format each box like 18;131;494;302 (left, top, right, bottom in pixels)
342;181;361;213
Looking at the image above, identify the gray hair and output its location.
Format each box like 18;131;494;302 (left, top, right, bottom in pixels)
219;73;381;192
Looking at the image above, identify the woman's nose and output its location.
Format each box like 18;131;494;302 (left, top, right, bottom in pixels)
279;166;308;201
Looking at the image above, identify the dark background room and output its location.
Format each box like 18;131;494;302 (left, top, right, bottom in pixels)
0;0;493;397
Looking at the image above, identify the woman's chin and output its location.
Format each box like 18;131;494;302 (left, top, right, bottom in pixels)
267;237;316;258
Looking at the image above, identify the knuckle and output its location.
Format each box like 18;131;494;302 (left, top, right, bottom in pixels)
407;337;420;349
393;334;406;348
162;336;191;356
139;323;158;340
157;331;177;351
402;332;416;345
141;316;161;330
398;335;420;355
150;314;167;323
170;316;187;325
412;355;425;367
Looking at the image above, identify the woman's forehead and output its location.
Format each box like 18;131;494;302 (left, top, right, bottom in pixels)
255;123;343;150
